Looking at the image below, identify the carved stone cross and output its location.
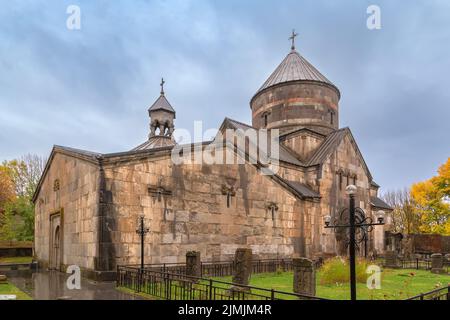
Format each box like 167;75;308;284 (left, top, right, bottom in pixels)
148;177;172;202
267;202;279;220
221;185;236;208
148;177;172;220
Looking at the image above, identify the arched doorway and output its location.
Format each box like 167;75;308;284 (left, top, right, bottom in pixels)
49;213;62;271
53;226;60;270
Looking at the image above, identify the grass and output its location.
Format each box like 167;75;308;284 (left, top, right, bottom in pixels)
0;282;32;300
211;269;450;300
116;286;160;300
0;256;33;264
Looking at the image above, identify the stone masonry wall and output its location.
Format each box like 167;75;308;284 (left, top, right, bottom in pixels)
104;151;317;265
34;153;99;271
318;134;380;255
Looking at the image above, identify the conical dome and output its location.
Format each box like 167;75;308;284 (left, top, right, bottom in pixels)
250;48;340;134
255;50;339;97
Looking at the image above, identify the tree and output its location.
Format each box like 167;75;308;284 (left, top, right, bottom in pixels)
0;197;35;241
382;188;420;234
0;154;46;241
411;157;450;235
2;154;45;199
0;168;15;209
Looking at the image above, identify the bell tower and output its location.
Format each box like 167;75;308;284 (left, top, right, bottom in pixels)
132;78;177;151
148;78;176;138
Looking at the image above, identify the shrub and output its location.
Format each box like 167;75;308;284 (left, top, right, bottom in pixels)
319;256;369;285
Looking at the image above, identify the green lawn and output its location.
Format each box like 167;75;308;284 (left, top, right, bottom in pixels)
0;256;33;264
212;269;450;300
0;282;32;300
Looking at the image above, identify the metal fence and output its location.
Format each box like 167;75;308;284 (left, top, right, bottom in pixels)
407;285;450;300
400;258;431;270
117;265;325;300
126;258;295;278
396;258;450;272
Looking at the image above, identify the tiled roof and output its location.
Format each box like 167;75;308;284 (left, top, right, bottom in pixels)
255;49;339;96
370;196;393;210
283;180;320;199
148;94;175;114
224;118;304;166
132;136;176;151
306;128;347;166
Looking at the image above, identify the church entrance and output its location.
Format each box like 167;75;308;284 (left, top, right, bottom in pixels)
49;213;62;271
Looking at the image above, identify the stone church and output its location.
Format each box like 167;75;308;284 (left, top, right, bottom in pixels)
33;38;392;280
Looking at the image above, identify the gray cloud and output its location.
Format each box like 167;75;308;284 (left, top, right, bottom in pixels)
0;0;449;192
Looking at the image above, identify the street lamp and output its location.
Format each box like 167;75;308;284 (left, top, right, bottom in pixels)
324;185;385;301
136;214;150;272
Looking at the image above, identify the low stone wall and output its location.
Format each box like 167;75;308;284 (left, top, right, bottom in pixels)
409;234;450;254
0;241;33;257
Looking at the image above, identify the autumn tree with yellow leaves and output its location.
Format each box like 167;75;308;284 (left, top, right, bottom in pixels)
0;154;46;241
411;157;450;235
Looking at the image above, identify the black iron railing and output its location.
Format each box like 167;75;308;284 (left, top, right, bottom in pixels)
400;258;432;270
124;258;295;278
116;265;325;300
407;285;450;300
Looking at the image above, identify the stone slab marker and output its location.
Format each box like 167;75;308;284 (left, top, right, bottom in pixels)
384;251;400;269
0;274;7;284
293;257;316;297
231;248;252;290
431;253;446;274
186;251;201;280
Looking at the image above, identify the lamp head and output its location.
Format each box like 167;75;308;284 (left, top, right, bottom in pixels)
324;215;332;227
377;210;385;223
346;184;357;195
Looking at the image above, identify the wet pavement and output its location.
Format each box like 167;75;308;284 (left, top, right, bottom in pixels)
6;270;144;300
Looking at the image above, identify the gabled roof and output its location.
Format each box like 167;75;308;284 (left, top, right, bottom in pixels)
221;117;304;167
305;127;373;181
148;94;175;114
282;180;320;199
279;127;326;141
254;49;339;98
32;145;102;202
370;196;393;211
306;128;348;166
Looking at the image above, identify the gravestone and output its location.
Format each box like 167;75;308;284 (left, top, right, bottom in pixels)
0;274;7;284
293;257;316;297
384;251;400;268
230;248;252;292
431;253;446;274
186;251;201;280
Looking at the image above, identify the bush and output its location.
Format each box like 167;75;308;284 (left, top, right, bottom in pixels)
319;256;369;285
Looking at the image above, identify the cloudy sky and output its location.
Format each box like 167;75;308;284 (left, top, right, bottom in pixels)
0;0;449;192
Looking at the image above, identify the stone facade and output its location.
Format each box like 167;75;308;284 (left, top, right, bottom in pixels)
34;152;100;275
33;43;392;279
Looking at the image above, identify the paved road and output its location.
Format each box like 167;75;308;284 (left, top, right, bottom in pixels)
7;270;144;300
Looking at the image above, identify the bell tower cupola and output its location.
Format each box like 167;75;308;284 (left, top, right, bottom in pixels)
132;78;177;151
148;77;176;138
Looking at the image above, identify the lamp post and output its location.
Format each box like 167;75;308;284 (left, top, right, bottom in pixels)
136;215;150;272
324;185;385;301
